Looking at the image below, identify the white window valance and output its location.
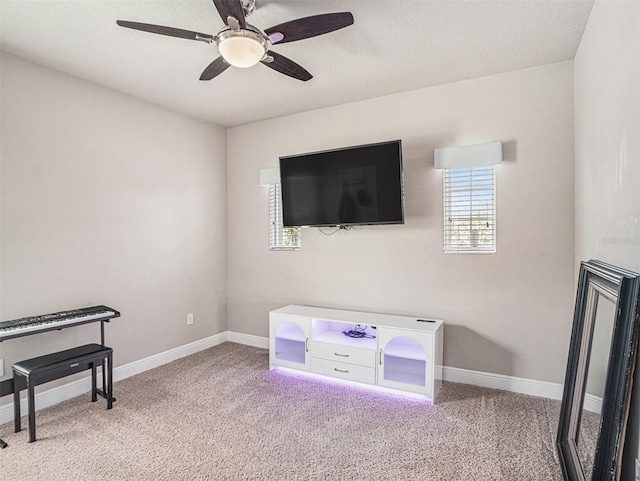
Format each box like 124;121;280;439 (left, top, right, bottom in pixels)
260;167;280;186
434;141;502;169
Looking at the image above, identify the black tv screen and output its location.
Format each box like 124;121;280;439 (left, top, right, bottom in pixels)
279;140;404;228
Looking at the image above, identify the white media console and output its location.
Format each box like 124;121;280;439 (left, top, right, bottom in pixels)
269;305;444;401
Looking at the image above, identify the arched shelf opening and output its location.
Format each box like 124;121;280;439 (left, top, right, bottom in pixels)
383;336;427;387
274;321;306;364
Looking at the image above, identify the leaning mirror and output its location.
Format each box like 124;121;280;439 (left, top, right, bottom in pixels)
557;260;640;481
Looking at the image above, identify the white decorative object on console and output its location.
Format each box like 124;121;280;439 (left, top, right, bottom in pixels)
269;305;444;401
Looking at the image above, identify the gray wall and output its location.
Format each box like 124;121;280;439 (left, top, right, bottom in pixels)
574;2;639;271
227;61;576;384
0;54;228;397
573;0;640;472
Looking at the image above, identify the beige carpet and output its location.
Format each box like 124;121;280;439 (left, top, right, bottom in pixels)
0;342;565;480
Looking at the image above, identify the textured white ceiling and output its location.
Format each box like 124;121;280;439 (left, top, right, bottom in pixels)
0;0;594;128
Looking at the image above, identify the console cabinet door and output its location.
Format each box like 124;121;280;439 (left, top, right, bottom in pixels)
269;314;311;371
377;328;434;396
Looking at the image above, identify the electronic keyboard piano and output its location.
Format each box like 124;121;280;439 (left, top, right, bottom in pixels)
0;305;120;342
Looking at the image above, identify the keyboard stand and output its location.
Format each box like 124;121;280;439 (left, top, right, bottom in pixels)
97;320;111;402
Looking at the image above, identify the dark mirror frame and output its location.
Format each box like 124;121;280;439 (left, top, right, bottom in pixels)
557;260;640;481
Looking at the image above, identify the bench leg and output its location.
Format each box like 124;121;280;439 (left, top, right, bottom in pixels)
27;378;36;443
106;352;113;410
102;357;107;398
94;354;115;404
91;362;98;402
13;375;22;433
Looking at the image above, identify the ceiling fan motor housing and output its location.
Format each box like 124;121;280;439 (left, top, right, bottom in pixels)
241;0;256;17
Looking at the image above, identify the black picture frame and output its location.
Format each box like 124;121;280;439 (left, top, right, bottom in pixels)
557;260;640;481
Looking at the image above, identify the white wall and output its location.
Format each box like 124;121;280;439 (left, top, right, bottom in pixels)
573;0;640;476
574;2;640;270
0;54;228;392
227;61;575;384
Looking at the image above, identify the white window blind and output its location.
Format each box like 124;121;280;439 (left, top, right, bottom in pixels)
269;183;301;250
443;166;496;253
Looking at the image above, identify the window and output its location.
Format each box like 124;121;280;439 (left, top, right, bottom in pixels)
443;165;496;253
269;183;301;250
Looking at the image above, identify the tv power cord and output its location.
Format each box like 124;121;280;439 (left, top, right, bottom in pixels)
342;324;376;339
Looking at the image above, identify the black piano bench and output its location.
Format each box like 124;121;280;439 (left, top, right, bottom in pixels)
12;343;113;443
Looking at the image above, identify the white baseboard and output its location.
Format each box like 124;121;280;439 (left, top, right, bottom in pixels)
113;332;228;382
227;331;269;349
441;365;565;400
0;331;601;426
441;366;601;413
583;393;603;415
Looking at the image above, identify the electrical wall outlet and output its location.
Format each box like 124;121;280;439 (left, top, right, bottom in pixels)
635;458;640;481
187;313;194;325
0;358;4;377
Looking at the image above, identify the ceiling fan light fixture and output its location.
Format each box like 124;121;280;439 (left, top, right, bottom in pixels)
217;28;268;68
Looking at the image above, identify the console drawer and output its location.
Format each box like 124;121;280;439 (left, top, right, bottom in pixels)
311;358;376;384
311;341;376;367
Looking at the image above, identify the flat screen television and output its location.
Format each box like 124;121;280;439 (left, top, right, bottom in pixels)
279;140;404;228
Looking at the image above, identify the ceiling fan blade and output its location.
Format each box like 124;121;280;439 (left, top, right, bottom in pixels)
212;0;246;29
116;20;214;44
261;51;312;82
200;56;231;80
265;12;354;45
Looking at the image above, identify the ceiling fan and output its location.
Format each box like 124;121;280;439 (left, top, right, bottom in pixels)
116;0;354;82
